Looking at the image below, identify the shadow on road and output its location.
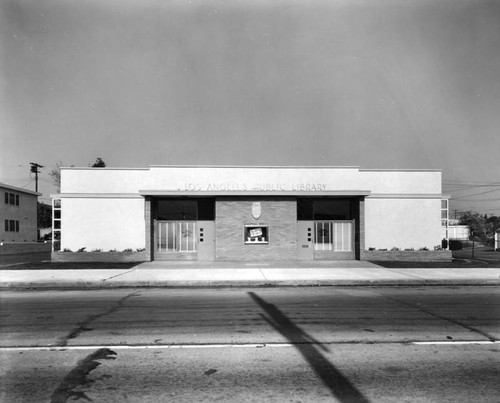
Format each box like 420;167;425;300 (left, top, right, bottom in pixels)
249;292;370;403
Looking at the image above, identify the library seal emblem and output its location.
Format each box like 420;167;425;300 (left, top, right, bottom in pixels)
252;202;261;220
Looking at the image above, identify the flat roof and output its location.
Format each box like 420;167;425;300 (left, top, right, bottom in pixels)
60;165;442;172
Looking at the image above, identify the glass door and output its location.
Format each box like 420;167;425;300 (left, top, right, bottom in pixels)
157;221;197;253
314;221;353;252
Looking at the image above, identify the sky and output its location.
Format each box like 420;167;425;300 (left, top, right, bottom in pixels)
1;0;499;215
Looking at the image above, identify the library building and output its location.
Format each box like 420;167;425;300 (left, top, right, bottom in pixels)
51;166;449;262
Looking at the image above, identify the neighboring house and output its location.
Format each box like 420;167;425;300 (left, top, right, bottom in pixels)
442;219;470;241
447;226;470;240
0;182;40;243
52;165;448;262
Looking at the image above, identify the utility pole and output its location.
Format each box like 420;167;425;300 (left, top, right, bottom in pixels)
30;162;44;192
30;162;43;241
471;230;475;259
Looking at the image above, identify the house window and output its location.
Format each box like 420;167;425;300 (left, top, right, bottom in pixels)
4;219;19;232
156;198;215;220
441;199;449;225
52;199;62;251
4;192;19;206
297;198;352;220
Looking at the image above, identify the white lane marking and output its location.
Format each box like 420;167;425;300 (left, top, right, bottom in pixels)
1;341;499;351
412;341;499;345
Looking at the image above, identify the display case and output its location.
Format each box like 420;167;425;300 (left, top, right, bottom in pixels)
244;225;269;244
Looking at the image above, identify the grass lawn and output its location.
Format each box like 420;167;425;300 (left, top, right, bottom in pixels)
372;259;500;268
2;246;499;270
373;247;500;268
0;262;141;270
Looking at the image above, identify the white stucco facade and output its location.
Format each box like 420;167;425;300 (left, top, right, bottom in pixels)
61;198;145;251
364;198;442;250
60;166;441;196
53;166;446;260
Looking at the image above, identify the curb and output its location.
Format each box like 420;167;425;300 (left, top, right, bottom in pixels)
2;279;500;290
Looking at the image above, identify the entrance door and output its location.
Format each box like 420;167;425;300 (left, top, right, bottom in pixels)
156;221;197;260
314;221;353;251
197;221;215;261
313;220;355;260
297;221;314;260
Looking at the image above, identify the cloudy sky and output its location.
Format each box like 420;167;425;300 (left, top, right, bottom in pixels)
1;0;499;214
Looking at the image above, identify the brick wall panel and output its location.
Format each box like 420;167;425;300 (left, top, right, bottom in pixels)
216;198;297;261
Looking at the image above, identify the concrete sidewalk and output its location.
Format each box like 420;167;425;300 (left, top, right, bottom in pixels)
1;260;500;289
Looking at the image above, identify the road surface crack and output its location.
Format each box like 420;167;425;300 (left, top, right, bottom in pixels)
387;297;498;342
55;292;140;347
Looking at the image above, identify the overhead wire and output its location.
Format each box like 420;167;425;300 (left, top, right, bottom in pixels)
451;187;500;200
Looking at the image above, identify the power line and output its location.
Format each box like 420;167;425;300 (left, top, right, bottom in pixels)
451;188;500;200
442;181;500;191
481;207;500;212
443;182;500;188
443;179;500;184
15;179;35;189
451;198;499;205
443;185;500;192
38;177;56;184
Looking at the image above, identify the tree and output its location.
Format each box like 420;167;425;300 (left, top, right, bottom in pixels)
486;215;500;241
49;161;62;193
91;157;106;168
37;202;52;228
459;211;499;245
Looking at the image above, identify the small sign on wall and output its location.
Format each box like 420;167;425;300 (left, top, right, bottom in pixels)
249;227;263;238
252;202;262;220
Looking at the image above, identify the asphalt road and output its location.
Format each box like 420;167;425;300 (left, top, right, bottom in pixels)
1;287;499;402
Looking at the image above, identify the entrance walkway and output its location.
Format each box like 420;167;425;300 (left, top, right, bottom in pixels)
137;260;380;270
2;262;500;288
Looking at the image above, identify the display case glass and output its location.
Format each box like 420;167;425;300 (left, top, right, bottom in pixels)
244;225;269;244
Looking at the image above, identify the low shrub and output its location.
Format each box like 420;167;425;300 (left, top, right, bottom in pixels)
449;240;464;251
